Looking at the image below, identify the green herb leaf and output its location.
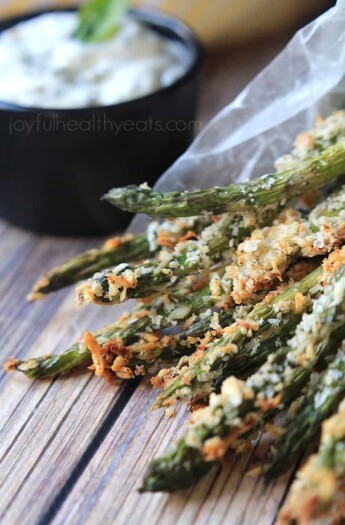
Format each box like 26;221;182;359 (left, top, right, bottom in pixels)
74;0;129;43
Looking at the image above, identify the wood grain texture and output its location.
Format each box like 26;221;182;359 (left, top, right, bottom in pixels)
0;36;303;525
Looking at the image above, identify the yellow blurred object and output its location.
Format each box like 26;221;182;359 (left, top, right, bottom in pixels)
0;0;333;47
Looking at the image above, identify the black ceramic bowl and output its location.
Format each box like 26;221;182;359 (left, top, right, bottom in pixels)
0;8;203;236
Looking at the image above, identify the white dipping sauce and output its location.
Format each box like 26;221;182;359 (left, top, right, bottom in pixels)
0;12;188;108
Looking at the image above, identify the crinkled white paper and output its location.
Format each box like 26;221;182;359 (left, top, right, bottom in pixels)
131;0;345;230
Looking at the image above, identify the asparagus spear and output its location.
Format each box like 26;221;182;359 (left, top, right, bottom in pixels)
277;397;345;525
5;346;92;379
28;233;150;301
153;256;329;409
11;278;227;379
141;263;345;492
104;144;345;218
8;305;234;381
265;346;345;479
76;211;259;305
29;217;207;300
10;309;150;380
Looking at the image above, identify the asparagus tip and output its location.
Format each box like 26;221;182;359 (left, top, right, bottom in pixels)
27;275;51;302
3;357;21;373
27;291;45;303
102;187;125;203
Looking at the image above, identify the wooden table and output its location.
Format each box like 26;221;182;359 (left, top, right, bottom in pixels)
0;36;306;525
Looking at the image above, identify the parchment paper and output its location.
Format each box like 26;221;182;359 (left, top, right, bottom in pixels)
131;0;345;230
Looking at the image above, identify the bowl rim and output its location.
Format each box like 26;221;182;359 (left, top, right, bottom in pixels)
0;6;204;114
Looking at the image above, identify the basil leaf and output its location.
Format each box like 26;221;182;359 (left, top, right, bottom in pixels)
74;0;129;43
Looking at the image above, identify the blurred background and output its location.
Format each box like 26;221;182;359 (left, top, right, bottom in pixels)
0;1;335;48
0;0;334;124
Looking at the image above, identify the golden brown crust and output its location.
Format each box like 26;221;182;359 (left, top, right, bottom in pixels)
103;234;133;249
3;357;20;372
84;331;105;378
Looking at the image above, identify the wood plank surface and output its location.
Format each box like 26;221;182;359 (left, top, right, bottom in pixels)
0;34;309;525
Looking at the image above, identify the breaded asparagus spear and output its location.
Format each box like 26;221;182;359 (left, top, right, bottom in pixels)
28;233;149;301
7;307;150;380
104;144;345;217
29;217;208;300
277;397;345;525
265;346;345;479
141;262;345;492
76;212;259;306
7;308;236;381
9;278;227;379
